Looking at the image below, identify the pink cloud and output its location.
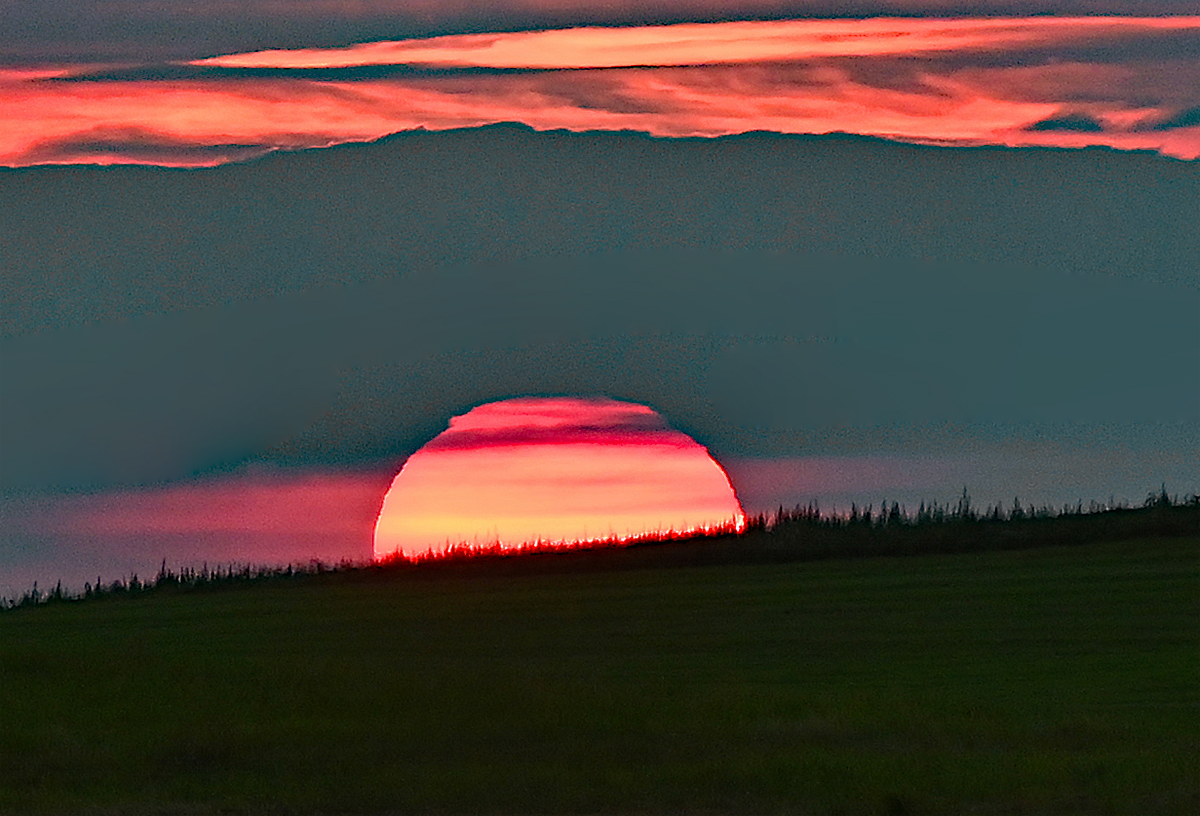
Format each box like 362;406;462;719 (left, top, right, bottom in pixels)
5;16;1199;165
194;16;1200;70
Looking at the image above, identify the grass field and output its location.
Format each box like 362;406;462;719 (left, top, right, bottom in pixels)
1;535;1197;815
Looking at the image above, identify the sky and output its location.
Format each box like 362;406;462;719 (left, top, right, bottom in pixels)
1;1;1197;597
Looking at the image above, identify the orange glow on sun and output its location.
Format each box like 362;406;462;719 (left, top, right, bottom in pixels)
373;396;744;559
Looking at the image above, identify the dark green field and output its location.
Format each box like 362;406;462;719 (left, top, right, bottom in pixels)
2;535;1197;815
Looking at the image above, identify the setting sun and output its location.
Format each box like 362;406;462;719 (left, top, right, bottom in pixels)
373;396;744;558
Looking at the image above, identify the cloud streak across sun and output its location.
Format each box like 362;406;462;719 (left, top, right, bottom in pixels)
4;15;1199;165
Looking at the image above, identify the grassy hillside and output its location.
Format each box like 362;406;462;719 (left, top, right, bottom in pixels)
1;533;1196;815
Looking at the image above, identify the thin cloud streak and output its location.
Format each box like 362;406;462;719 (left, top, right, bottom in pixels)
4;16;1199;165
7;3;1199;65
194;16;1200;70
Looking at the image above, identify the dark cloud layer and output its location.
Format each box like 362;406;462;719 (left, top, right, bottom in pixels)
2;126;1196;492
5;126;1196;335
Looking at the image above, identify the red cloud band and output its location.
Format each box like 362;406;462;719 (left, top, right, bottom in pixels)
5;16;1199;165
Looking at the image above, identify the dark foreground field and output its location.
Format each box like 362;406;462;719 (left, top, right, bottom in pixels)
2;534;1197;815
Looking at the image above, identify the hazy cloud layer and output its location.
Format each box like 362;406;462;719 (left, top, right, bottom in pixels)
0;467;389;598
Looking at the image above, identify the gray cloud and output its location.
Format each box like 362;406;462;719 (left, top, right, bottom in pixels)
1024;112;1106;131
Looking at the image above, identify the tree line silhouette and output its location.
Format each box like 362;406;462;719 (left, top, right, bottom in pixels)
4;486;1196;610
